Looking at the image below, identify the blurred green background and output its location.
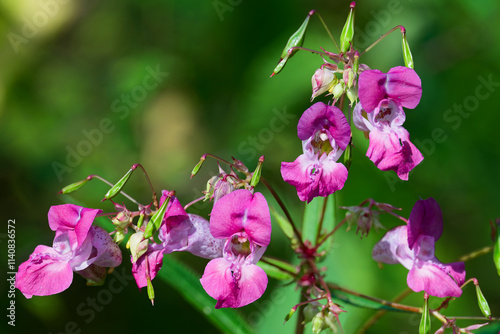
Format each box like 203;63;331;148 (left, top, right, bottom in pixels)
1;0;499;333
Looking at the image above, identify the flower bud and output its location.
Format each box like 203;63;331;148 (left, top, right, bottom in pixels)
191;154;206;178
343;67;355;89
419;296;431;334
128;232;149;263
303;304;319;324
250;155;265;188
59;178;89;194
271;12;312;77
311;68;337;101
340;2;356;53
475;284;491;318
346;86;358;105
331;81;345;100
311;311;325;334
401;26;414;69
102;165;137;201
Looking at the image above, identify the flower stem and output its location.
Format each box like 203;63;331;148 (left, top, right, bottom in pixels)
133;164;158;209
313;10;340;51
356;288;413;334
458;245;494;262
327;283;422;313
261;177;305;249
88;174;141;206
315;195;330;245
360;25;403;56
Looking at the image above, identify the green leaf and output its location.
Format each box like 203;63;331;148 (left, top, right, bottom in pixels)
157;257;253;334
270;205;295;240
258;257;296;281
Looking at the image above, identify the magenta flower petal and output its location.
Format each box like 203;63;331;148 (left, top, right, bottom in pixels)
200;258;267;309
48;204;101;248
15;245;73;298
407;262;463;298
385;66;422;110
358;69;388;113
359;66;422;113
281;154;347;203
159;191;189;231
407;198;443;250
297;102;350;150
444;261;466;286
367;128;423;180
131;247;164;289
209;189;271;247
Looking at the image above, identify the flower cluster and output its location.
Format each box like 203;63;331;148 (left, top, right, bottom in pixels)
16;159;272;309
281;52;423;203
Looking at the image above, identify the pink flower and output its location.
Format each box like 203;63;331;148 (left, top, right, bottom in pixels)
353;100;423;180
200;189;271;308
354;66;423;180
281;102;351;203
132;191;224;288
16;204;121;298
372;198;465;298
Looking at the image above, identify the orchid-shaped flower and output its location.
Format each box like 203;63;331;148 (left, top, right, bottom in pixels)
132;190;224;288
281;102;351;203
16;204;122;298
372;198;465;298
353;66;423;180
200;189;271;308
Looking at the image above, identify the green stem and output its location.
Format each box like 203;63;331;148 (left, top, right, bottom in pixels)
314;11;340;51
88;174;141;206
458;245;494;262
261;177;305;249
327;283;422;313
360;25;403;56
356;288;412;334
315;196;330;245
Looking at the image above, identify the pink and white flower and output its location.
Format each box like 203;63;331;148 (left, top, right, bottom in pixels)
16;204;121;298
281;102;351;203
354;66;423;180
200;189;271;308
372;198;465;298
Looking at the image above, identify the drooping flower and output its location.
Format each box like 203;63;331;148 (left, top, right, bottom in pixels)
281;102;351;203
353;101;423;180
16;204;122;297
311;67;337;101
132;191;224;288
200;189;271;308
372;198;465;298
